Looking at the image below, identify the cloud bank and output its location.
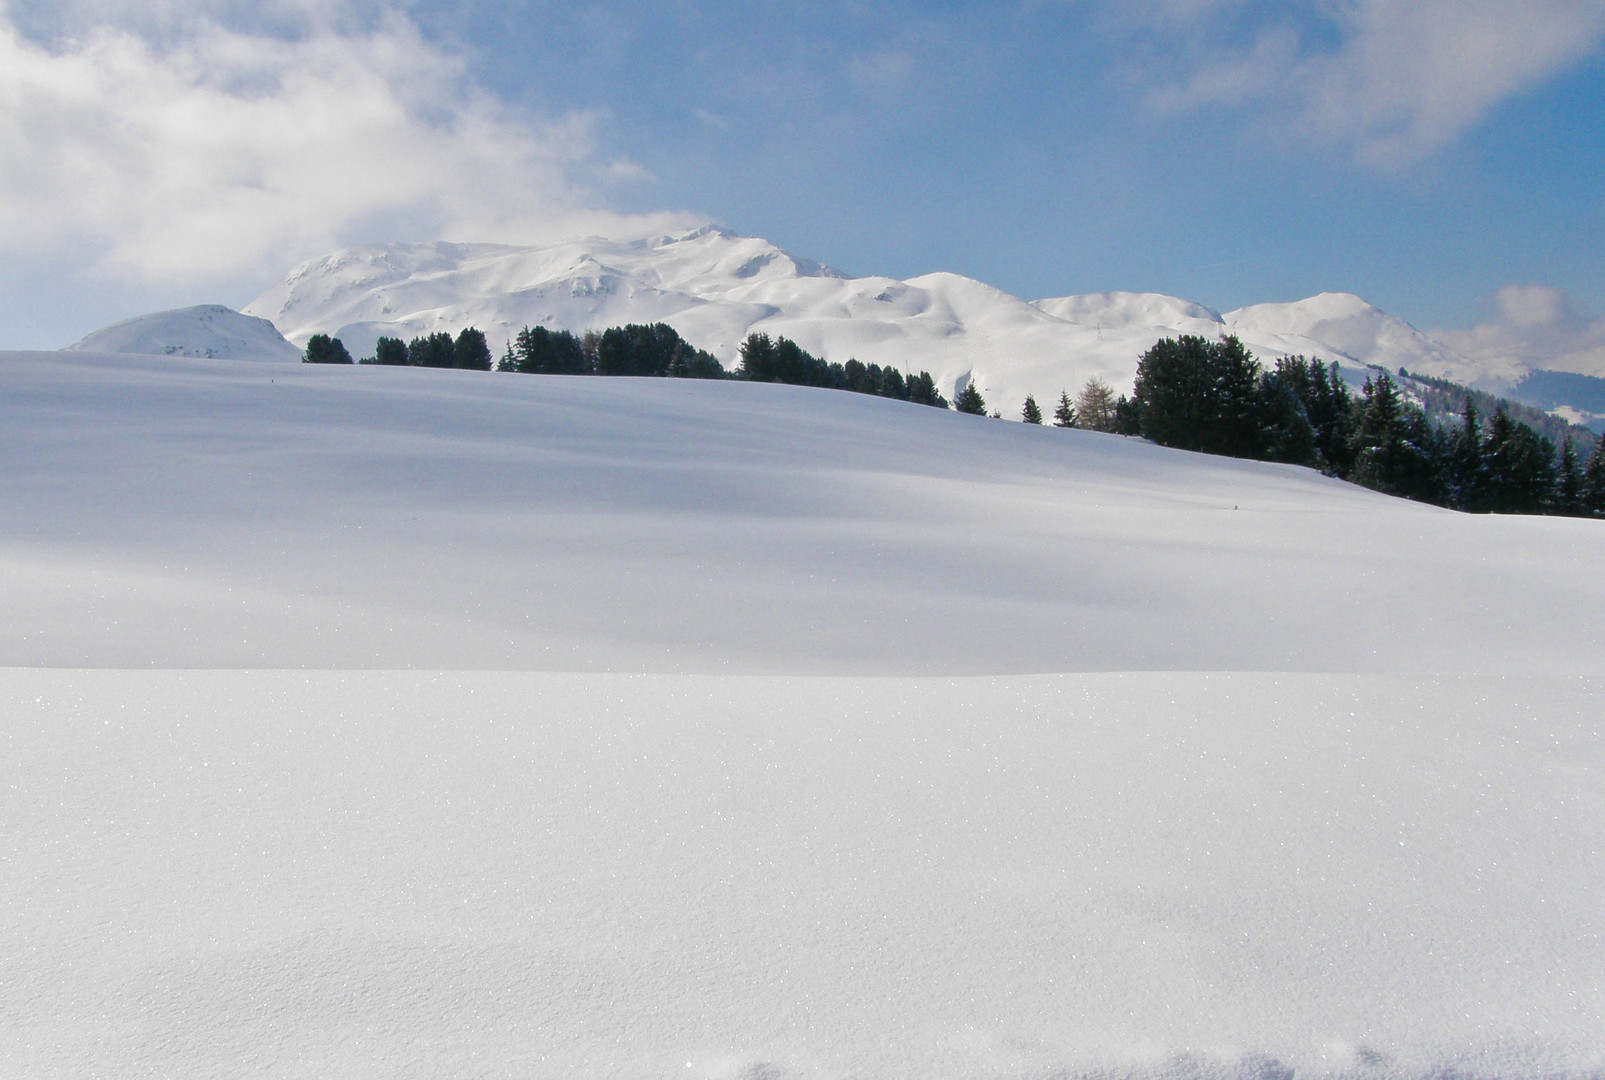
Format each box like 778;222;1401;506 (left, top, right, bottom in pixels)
1435;285;1605;378
1126;0;1605;166
0;1;693;283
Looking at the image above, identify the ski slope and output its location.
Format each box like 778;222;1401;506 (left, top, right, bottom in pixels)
4;349;1603;1079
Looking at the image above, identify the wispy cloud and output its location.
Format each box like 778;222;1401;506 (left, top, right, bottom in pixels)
0;0;692;284
1119;0;1605;166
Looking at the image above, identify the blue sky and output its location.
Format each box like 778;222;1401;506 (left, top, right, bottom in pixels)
2;0;1603;351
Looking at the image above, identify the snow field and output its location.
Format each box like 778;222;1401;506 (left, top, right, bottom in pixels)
4;669;1601;1079
4;349;1604;1077
3;351;1602;674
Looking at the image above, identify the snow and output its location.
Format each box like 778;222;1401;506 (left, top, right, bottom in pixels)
243;227;1532;419
232;225;1585;421
4;348;1604;1078
1224;293;1522;389
65;302;302;363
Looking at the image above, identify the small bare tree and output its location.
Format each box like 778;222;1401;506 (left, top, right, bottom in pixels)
1075;376;1118;432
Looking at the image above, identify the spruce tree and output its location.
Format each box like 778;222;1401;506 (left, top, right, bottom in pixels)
453;327;492;371
1582;438;1605;516
737;333;777;382
1052;390;1076;428
954;381;987;415
1349;373;1407;495
1557;437;1584;516
1449;396;1486;511
1252;371;1317;465
407;332;455;368
1021;395;1043;424
906;371;948;409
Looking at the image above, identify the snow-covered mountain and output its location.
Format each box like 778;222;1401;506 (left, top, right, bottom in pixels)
67;303;301;363
239;225;1538;415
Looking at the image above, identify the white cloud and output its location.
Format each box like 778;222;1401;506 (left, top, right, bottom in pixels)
1435;285;1605;377
1128;0;1605;166
0;2;693;284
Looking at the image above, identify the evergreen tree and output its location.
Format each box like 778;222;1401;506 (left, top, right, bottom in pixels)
905;371;948;409
1252;370;1317;465
843;358;870;393
407;332;456;368
738;333;777;382
1021;395;1043;424
1112;395;1142;435
1304;359;1356;474
1349;373;1409;496
1052;390;1076;428
1582;438;1605;516
373;336;408;366
1074;377;1117;432
1448;396;1487;511
954;381;987;415
511;326;588;375
1557;436;1584;516
880;367;907;400
453;327;493;371
1482;406;1557;514
303;333;353;364
1132;335;1260;455
497;340;518;372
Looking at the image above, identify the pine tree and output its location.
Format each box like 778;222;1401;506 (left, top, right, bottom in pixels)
906;371;948;409
954;381;987;415
1132;335;1260;454
407;332;455;368
1052;390;1076;428
303;333;353;364
453;327;492;371
1349;373;1407;495
373;336;408;366
1582;438;1605;516
737;333;777;382
1252;370;1317;465
1557;437;1584;516
1449;396;1486;511
1021;395;1043;424
1482;407;1557;514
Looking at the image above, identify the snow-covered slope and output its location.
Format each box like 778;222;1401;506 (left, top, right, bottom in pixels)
66;303;302;363
4;349;1604;1078
242;227;1546;418
1224;292;1521;387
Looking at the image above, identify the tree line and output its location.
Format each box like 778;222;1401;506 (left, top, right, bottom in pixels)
304;323;948;408
307;323;1603;517
1047;334;1605;517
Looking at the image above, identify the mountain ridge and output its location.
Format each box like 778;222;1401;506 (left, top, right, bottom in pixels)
69;225;1601;427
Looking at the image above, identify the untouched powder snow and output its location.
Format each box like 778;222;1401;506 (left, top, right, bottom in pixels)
3;349;1604;1078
